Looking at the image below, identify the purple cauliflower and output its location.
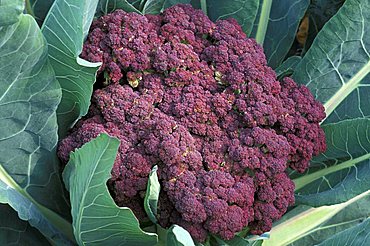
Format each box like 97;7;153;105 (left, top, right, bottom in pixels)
58;4;326;242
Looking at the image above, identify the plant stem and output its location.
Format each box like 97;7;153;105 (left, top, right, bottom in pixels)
200;0;207;15
255;0;272;45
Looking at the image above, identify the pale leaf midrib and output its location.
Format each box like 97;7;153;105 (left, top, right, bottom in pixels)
324;60;370;119
255;0;272;45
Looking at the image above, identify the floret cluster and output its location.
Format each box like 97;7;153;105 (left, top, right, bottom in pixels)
58;4;326;242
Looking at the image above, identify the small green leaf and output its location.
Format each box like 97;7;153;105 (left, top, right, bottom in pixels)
63;134;158;245
206;0;260;36
212;235;250;246
42;0;101;137
167;225;195;246
144;166;160;223
0;204;50;245
275;56;302;79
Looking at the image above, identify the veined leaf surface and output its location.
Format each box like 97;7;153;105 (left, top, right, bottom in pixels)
0;204;50;245
0;3;72;243
254;0;309;68
42;0;101;137
293;118;370;206
293;0;370;121
63;134;158;245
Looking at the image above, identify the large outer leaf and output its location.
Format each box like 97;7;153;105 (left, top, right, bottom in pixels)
318;218;370;246
289;193;370;245
205;0;259;36
293;118;370;206
0;204;50;245
292;0;370;121
0;0;24;25
0;179;73;244
304;0;345;52
142;0;190;14
41;0;101;137
264;191;370;246
0;4;73;243
63;134;157;245
27;0;55;25
251;0;309;68
263;0;309;68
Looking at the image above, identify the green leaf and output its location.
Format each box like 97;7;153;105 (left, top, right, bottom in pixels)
144;166;160;223
212;235;249;246
27;0;55;25
250;0;309;68
277;194;370;245
293;118;370;206
0;6;73;239
292;0;370;121
304;0;345;52
263;190;370;246
41;0;101;137
262;0;309;68
0;179;73;244
142;0;191;14
0;204;50;245
96;0;141;16
317;218;370;246
275;56;302;80
128;0;145;11
63;133;158;245
167;225;195;246
0;0;24;26
206;0;260;36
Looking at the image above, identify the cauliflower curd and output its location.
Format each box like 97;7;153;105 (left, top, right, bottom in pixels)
58;4;326;242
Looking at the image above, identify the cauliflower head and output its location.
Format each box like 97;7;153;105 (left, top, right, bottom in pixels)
58;4;326;242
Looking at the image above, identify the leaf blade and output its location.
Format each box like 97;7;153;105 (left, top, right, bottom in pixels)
263;0;309;68
0;204;51;245
41;0;101;137
0;3;71;226
206;0;260;36
318;218;370;246
292;0;370;120
63;134;158;245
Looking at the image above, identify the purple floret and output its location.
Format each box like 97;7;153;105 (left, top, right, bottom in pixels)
58;4;326;242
